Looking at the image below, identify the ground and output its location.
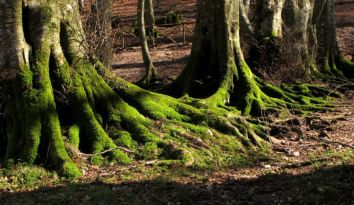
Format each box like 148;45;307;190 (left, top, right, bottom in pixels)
1;96;353;204
0;0;354;204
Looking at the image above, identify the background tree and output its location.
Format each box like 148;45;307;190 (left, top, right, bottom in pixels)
145;0;156;46
248;0;354;79
137;0;159;84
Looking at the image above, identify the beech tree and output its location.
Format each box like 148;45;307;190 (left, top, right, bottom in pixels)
252;0;354;77
172;0;354;115
0;0;268;178
144;0;156;45
137;0;159;84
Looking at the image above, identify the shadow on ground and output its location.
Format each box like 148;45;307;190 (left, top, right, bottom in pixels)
112;56;189;70
1;164;353;205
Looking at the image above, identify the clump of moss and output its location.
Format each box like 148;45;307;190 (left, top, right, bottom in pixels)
61;162;82;179
113;131;137;148
91;155;104;166
141;142;160;160
68;124;80;148
110;150;132;165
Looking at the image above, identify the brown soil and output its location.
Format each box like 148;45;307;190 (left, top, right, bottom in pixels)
112;43;191;83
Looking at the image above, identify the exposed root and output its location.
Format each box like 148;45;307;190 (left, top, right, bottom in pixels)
192;60;335;116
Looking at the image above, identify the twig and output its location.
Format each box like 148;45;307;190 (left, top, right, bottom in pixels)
307;136;354;149
315;137;354;149
79;146;136;157
327;82;353;98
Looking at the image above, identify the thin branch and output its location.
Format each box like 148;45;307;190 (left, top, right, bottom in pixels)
313;137;354;149
79;146;136;157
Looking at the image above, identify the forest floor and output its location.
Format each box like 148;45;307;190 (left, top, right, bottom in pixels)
1;95;353;204
1;0;354;204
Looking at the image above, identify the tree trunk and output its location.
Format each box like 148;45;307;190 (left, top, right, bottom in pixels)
1;0;266;177
247;0;354;78
256;0;286;38
145;0;156;46
137;0;159;84
171;0;330;115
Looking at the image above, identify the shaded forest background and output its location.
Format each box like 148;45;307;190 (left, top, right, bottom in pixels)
98;0;354;82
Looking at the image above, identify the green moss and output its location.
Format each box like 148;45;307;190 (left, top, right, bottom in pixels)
68;124;80;148
18;64;33;89
61;161;81;179
141;142;159;160
113;131;136;148
179;149;194;166
338;58;354;78
0;164;59;190
271;31;280;38
111;150;132;165
91;155;104;166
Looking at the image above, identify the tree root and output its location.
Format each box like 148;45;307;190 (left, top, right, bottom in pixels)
4;55;273;178
193;61;335;116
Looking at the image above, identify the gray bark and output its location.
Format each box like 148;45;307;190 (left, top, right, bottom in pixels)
0;0;30;81
91;0;113;68
137;0;159;84
144;0;156;46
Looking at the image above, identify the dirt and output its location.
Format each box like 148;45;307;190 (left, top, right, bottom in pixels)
112;43;191;83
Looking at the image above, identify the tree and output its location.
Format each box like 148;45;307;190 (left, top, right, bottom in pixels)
144;0;156;46
0;0;266;178
137;0;159;84
251;0;354;78
171;0;353;115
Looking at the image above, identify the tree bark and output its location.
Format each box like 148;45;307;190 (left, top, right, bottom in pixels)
137;0;159;84
246;0;354;78
145;0;156;46
256;0;286;38
172;0;266;114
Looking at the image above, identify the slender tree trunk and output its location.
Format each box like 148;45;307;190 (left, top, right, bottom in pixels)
137;0;159;84
256;0;286;38
145;0;156;47
240;0;254;34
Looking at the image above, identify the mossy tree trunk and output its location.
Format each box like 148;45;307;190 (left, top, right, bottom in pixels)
249;0;354;78
1;0;267;177
312;0;354;77
137;0;159;84
171;0;330;115
172;0;263;114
